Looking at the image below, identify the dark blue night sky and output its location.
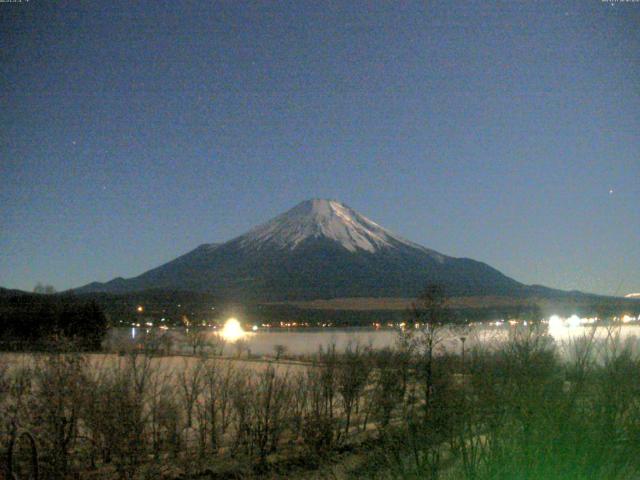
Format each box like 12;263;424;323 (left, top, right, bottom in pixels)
1;1;638;295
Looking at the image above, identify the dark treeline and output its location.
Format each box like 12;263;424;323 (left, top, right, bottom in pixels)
38;288;639;328
71;295;640;329
251;304;548;326
0;293;107;350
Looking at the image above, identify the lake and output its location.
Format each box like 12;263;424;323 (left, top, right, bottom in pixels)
106;314;640;358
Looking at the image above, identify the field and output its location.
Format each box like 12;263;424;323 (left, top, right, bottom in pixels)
1;352;306;377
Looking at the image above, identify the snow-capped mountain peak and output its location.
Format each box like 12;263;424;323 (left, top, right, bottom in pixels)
73;198;530;299
238;199;413;253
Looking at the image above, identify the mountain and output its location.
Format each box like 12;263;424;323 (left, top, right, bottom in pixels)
0;287;31;297
74;199;549;300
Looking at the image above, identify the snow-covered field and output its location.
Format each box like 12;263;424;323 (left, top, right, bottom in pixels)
0;352;307;377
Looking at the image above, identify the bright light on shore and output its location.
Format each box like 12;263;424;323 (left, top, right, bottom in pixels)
219;318;246;342
548;315;565;338
567;315;581;329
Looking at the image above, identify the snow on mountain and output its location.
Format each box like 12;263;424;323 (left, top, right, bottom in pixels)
238;199;422;253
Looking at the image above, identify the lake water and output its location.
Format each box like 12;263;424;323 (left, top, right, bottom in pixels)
106;316;640;358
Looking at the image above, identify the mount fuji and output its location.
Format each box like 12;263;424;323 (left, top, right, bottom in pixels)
75;199;538;300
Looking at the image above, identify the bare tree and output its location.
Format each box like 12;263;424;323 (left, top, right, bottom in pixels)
251;366;292;467
31;352;87;478
209;334;226;357
336;342;371;442
229;368;253;456
370;348;406;431
289;372;309;440
217;362;235;436
410;284;452;415
302;344;340;458
273;344;287;361
200;359;220;453
178;359;205;429
234;339;248;358
185;328;210;356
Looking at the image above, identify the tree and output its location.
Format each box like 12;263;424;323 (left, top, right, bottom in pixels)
33;283;56;295
406;286;453;472
273;344;287;361
185;328;209;356
409;284;453;409
336;342;371;441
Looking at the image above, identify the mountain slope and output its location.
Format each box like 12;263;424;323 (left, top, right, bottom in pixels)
75;199;533;300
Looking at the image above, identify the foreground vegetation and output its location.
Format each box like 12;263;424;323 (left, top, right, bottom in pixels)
2;322;640;479
2;286;640;479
